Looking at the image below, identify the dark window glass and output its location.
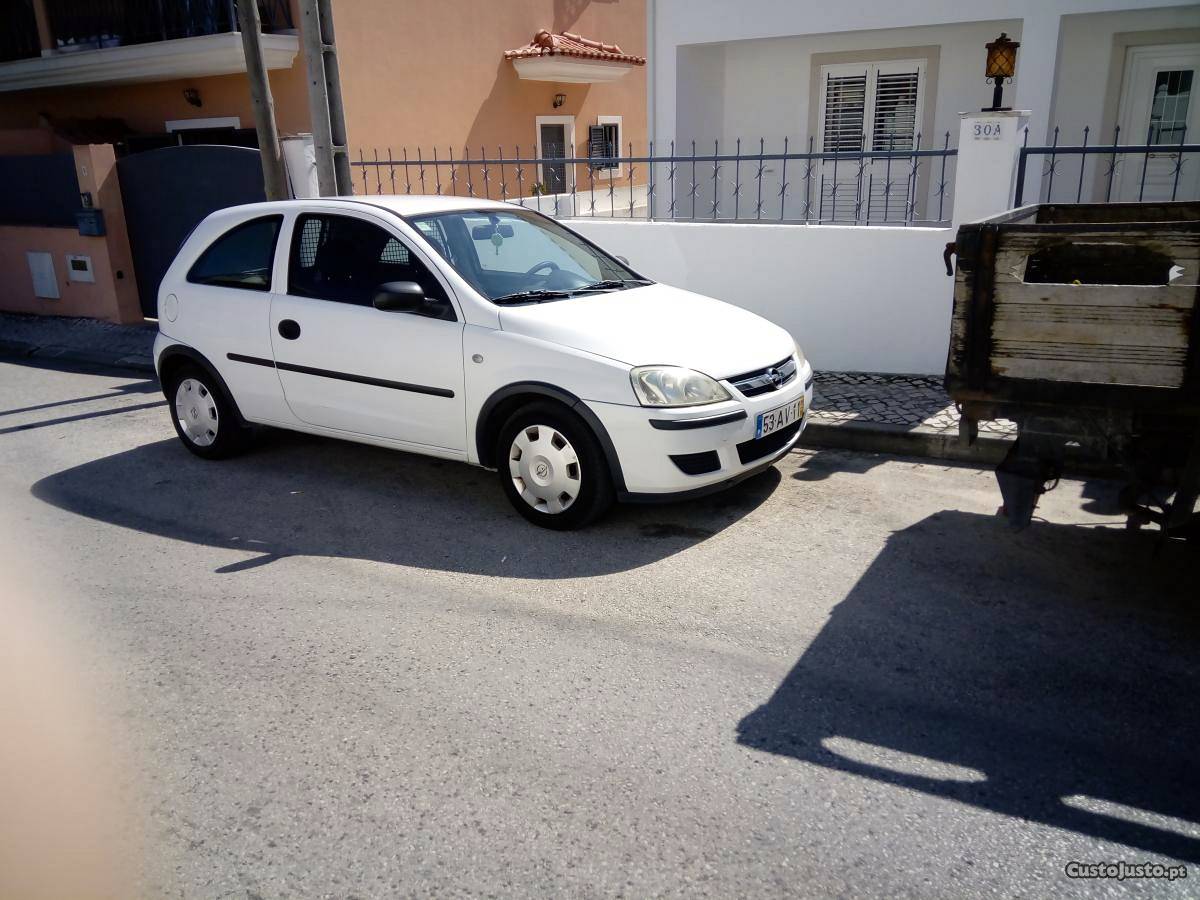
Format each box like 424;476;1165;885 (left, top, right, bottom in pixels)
288;213;449;311
187;216;281;291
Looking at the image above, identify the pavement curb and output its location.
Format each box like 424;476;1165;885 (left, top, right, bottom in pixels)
799;419;1012;465
0;340;156;376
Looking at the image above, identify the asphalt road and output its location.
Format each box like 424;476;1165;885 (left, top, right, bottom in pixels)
0;357;1197;899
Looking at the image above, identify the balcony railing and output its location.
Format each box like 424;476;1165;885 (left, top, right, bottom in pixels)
44;0;294;53
0;1;41;63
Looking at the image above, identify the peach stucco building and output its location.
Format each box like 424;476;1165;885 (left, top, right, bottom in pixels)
0;0;647;323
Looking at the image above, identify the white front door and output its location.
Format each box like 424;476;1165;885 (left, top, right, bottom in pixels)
1115;43;1200;202
269;211;466;452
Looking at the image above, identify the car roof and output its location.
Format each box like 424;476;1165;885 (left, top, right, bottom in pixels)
217;195;517;221
347;194;513;217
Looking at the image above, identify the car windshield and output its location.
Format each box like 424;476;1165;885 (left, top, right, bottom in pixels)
408;208;649;304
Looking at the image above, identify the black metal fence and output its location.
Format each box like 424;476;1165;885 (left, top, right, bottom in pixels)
1015;125;1200;206
352;134;958;226
44;0;293;52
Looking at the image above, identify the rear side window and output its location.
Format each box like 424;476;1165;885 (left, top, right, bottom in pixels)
186;215;282;291
288;213;448;308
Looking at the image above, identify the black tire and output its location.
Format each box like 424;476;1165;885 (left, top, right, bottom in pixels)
496;400;615;530
165;363;251;460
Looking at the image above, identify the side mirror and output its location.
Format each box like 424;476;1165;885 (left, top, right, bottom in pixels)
373;280;424;312
615;255;630;266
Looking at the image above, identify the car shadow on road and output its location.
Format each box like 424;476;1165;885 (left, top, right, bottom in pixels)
30;430;780;578
791;448;890;481
737;510;1200;863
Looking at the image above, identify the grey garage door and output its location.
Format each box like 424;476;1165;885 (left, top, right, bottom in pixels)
118;145;265;317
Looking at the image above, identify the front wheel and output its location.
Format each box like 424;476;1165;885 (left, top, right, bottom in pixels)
166;364;250;459
497;401;614;530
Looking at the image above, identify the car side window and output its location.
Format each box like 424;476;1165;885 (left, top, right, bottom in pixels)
186;215;282;291
288;213;451;313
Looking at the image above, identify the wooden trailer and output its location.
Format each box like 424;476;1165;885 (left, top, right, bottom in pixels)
944;201;1200;536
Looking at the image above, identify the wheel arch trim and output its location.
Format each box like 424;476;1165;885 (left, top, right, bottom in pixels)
156;344;250;428
475;381;627;494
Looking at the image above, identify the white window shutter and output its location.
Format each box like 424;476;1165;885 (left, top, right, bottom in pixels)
821;72;867;153
871;69;921;151
816;59;926;222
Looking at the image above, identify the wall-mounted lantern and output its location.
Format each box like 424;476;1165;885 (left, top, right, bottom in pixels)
983;33;1019;112
183;87;203;108
553;92;566;109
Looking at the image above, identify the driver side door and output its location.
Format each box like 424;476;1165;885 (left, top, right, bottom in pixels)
268;211;467;452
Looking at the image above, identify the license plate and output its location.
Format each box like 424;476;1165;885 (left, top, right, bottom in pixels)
756;397;804;439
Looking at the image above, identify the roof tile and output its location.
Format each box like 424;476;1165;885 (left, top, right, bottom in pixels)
504;29;646;66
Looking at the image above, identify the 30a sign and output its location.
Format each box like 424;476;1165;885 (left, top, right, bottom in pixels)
973;119;1004;141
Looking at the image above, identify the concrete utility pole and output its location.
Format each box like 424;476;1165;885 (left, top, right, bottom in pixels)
237;0;289;200
299;0;353;195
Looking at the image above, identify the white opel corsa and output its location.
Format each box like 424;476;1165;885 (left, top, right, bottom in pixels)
154;196;812;528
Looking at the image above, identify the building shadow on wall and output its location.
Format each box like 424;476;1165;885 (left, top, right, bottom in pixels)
738;510;1200;862
461;59;594;181
30;430;779;579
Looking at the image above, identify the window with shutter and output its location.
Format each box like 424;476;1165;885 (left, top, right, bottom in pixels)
818;60;924;152
816;59;926;222
588;116;623;177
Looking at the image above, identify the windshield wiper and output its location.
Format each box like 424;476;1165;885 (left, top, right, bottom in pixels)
575;278;652;292
492;279;652;305
491;289;576;305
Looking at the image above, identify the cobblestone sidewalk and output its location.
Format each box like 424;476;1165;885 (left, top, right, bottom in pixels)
0;312;154;371
811;371;1016;437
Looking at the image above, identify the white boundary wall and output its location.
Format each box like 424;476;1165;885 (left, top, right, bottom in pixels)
567;219;955;374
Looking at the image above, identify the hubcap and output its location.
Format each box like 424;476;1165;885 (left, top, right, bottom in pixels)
508;424;581;514
175;378;219;447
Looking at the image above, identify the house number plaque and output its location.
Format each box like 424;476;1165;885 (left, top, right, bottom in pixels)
972;119;1004;141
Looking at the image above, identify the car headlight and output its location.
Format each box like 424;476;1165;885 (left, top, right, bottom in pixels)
630;366;731;407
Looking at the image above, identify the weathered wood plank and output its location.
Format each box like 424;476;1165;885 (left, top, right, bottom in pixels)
1033;202;1200;225
992;282;1197;308
991;356;1185;387
998;227;1199;248
993;318;1189;349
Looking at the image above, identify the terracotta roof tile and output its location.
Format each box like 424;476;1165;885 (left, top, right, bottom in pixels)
504;29;645;66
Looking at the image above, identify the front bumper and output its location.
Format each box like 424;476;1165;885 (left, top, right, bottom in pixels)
587;360;813;500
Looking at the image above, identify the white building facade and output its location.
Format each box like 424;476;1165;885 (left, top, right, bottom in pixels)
648;0;1199;211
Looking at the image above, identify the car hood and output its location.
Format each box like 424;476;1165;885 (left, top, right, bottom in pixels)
496;283;795;379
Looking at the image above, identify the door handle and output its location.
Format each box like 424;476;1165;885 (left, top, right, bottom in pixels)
278;319;301;340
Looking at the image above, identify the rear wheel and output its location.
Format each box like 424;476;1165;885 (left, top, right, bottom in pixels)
166;364;250;459
497;401;614;529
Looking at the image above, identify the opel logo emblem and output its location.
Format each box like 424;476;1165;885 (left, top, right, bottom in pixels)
536;462;549;478
768;367;783;388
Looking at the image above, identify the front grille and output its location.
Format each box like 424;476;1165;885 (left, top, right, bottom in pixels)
728;355;798;398
670;450;721;475
736;421;802;465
